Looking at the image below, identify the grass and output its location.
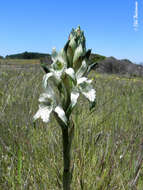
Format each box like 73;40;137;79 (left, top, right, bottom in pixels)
0;59;40;65
0;60;143;189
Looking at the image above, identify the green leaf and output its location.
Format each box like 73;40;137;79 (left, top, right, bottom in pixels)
40;63;50;73
85;62;97;76
84;49;91;59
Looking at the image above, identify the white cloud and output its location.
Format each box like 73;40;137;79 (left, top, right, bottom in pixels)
133;1;138;31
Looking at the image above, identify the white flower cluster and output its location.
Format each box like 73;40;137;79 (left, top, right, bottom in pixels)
34;26;96;125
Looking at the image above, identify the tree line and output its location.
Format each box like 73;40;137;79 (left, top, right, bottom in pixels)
3;51;50;59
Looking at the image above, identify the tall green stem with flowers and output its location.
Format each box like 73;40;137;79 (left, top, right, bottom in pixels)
34;26;96;190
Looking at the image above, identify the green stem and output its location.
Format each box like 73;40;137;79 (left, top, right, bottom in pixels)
62;128;71;190
62;121;74;190
54;113;74;189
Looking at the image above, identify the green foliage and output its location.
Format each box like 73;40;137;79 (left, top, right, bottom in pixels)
0;64;143;189
17;146;22;185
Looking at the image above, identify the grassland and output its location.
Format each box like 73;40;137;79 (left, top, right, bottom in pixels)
0;60;143;189
0;59;40;65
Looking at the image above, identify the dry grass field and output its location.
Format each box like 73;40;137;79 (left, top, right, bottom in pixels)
0;60;143;189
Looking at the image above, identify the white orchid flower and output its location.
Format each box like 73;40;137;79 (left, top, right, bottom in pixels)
71;77;96;108
43;67;76;90
33;87;67;125
70;60;96;108
50;48;67;80
43;48;76;89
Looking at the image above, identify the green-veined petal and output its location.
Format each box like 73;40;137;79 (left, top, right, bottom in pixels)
52;69;63;81
59;48;67;64
77;77;96;102
81;84;96;102
39;87;55;103
73;44;84;64
76;60;87;79
54;106;67;125
52;57;65;71
39;93;51;103
77;77;88;85
69;37;77;51
67;46;74;67
52;48;58;62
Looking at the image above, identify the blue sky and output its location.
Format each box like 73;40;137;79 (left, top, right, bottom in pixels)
0;0;143;63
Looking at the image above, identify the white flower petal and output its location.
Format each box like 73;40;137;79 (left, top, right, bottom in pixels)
71;90;80;108
52;48;58;62
73;44;83;63
76;60;87;79
53;70;63;81
77;78;96;102
43;73;53;88
82;87;96;102
33;105;53;123
51;55;67;81
57;56;67;68
65;68;75;80
77;77;88;85
54;106;67;125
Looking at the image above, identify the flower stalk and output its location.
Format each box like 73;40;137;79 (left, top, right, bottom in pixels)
62;123;74;190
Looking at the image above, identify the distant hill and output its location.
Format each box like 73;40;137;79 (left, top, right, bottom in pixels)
39;52;143;77
94;55;143;77
6;51;51;60
4;51;143;77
